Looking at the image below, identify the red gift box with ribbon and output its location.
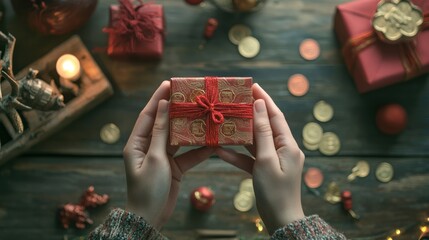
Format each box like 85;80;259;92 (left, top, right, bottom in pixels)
169;77;254;146
334;0;429;93
105;0;164;59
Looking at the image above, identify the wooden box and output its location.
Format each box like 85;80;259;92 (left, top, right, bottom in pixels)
0;36;113;165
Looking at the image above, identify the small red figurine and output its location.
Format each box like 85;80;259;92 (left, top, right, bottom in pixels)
190;186;215;211
59;204;93;229
341;190;360;220
80;186;109;208
204;18;219;40
185;0;204;5
376;104;407;135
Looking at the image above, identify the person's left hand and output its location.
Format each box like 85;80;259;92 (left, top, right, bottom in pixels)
123;81;214;229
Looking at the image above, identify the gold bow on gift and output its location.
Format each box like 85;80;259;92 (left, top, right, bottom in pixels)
372;0;423;43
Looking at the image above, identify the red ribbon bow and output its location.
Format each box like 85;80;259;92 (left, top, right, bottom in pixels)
170;77;253;146
104;0;161;49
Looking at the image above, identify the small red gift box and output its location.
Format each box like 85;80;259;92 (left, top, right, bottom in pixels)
334;0;429;93
169;77;254;146
105;0;165;59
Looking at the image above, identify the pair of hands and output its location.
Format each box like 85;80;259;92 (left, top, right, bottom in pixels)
123;81;305;234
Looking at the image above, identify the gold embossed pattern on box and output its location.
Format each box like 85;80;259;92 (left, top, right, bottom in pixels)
170;77;253;146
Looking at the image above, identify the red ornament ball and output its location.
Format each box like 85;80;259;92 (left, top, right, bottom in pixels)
190;186;215;211
376;104;407;135
185;0;204;5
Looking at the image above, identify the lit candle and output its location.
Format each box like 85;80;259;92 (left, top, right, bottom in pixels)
56;54;81;81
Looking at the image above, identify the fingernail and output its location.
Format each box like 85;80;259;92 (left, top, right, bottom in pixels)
254;100;266;113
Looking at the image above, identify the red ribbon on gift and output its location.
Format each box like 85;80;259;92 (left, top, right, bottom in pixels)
343;12;429;80
103;0;161;51
169;77;253;147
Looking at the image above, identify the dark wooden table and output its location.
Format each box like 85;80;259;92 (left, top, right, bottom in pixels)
1;0;429;239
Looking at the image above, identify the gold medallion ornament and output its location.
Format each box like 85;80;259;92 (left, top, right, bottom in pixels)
372;0;423;43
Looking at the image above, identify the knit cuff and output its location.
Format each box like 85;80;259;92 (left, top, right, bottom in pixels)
89;208;167;240
271;215;346;240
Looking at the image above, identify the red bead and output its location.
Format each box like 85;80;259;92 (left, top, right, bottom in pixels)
376;104;407;135
341;190;353;210
185;0;204;5
204;18;219;39
190;186;215;211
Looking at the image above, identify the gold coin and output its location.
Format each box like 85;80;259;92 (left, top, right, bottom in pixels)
313;100;334;122
376;162;394;183
319;132;340;156
100;123;121;144
355;161;370;177
302;122;323;145
324;182;341;204
239;178;254;195
238;36;260;58
299;38;320;61
229;24;252;45
303;139;319;151
233;192;253;212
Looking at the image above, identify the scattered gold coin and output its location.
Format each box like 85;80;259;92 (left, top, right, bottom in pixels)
233;192;253;212
302;122;323;145
376;162;394;183
319;132;340;156
239;178;254;195
100;123;120;144
238;36;260;58
229;24;252;45
288;74;309;97
303;139;319;151
324;182;341;204
313;100;334;122
299;38;320;61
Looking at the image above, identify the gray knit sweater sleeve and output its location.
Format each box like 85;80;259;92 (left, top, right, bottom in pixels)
89;208;167;240
89;209;345;240
270;215;347;240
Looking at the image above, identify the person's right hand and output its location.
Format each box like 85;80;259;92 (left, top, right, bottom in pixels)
215;84;305;235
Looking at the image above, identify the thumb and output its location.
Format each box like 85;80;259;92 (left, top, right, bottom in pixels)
147;100;170;155
253;99;280;170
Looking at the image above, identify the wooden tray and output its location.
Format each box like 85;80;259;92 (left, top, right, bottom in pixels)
0;35;113;165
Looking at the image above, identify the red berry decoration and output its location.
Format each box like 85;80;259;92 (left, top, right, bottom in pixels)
204;18;219;40
59;204;93;229
190;186;215;211
185;0;204;5
80;186;109;208
376;103;407;135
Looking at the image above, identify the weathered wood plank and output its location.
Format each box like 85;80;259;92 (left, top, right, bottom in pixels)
0;156;427;239
0;0;426;157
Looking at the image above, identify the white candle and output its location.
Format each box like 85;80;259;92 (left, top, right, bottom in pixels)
56;54;81;81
